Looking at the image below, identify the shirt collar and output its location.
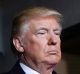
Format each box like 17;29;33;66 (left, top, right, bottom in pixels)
20;62;40;74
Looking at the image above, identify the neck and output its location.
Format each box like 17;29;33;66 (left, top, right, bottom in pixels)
20;54;55;74
37;62;55;74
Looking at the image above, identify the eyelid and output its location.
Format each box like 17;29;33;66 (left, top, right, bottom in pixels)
36;28;48;32
54;30;61;35
37;29;47;34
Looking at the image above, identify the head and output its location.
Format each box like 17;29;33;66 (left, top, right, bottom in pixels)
11;7;63;71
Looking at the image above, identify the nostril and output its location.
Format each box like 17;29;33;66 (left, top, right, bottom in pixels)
51;42;56;45
48;41;56;45
48;38;56;45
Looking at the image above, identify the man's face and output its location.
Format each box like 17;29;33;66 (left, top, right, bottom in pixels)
21;16;61;65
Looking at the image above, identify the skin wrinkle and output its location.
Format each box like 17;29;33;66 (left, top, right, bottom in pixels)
12;7;63;74
20;16;61;39
18;17;61;74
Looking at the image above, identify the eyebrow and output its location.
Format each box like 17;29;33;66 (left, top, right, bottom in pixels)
35;26;62;33
36;27;48;31
53;25;62;31
53;28;62;31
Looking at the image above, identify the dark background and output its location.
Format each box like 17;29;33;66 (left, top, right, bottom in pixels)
0;0;80;74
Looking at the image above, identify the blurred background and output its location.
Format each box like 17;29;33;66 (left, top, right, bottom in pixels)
0;0;80;74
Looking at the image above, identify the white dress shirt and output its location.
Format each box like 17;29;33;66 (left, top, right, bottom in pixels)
20;62;52;74
20;62;40;74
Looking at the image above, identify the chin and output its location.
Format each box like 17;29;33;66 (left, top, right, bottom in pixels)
47;60;59;65
45;56;61;65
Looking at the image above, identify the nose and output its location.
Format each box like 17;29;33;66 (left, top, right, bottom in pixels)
48;33;57;45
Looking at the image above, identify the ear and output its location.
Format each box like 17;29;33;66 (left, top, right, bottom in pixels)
13;37;24;53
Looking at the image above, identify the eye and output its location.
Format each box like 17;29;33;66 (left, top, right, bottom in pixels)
35;29;48;37
55;31;61;36
37;30;47;35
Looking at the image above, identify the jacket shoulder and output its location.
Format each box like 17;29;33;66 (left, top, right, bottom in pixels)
2;61;25;74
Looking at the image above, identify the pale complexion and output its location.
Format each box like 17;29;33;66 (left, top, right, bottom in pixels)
13;16;61;74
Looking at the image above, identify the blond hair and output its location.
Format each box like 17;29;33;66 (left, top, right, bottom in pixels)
11;7;63;55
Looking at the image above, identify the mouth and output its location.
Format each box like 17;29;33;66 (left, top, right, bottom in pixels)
48;50;58;55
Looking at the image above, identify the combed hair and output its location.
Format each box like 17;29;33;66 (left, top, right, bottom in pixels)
10;6;63;56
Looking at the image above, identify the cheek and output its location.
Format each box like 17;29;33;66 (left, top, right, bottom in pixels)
25;40;45;60
33;35;48;47
56;37;61;47
29;37;48;56
57;40;61;52
58;41;61;58
22;34;48;59
36;38;48;51
32;40;47;52
55;38;61;54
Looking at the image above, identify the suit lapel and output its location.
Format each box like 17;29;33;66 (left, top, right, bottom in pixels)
8;61;25;74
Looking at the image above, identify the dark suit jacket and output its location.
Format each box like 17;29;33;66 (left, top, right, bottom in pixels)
3;61;57;74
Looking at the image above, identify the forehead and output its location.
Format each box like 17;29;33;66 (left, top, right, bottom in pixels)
29;16;61;30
